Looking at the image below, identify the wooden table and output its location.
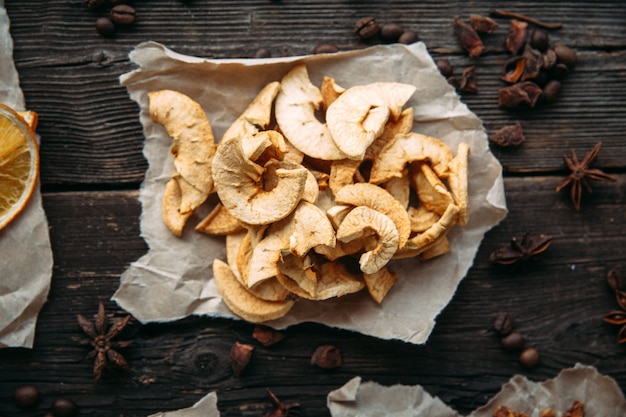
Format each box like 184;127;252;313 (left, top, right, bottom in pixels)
1;1;625;416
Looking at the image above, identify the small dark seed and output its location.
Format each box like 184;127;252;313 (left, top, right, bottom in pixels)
493;312;514;335
313;43;340;54
501;332;525;350
253;48;271;58
380;23;404;42
554;44;578;69
95;17;116;37
435;58;454;78
398;29;419;44
542;79;562;103
14;385;40;409
354;16;380;40
530;28;550;52
51;398;78;417
519;347;540;369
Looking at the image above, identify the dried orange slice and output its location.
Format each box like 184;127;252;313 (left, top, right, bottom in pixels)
0;103;39;230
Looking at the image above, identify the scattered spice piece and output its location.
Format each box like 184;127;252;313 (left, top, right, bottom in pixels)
264;389;300;417
498;81;542;108
555;142;617;211
490;123;526;147
230;341;254;376
453;16;484;58
607;268;625;292
493;405;529;417
469;15;499;34
490;233;553;265
539;409;557;417
505;19;528;55
253;324;285;346
501;56;525;83
311;344;342;369
490;9;564;30
563;400;585;417
458;66;478;93
77;302;133;382
520;44;543;81
603;268;626;343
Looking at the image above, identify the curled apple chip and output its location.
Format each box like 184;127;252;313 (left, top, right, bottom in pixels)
213;259;294;323
247;201;336;288
447;142;470;226
369;132;452;184
336;206;399;274
411;162;454;215
212;135;308;225
275;64;348;160
363;266;398;304
335;183;411;250
326;82;416;160
196;202;244;236
149;90;216;208
162;177;192;237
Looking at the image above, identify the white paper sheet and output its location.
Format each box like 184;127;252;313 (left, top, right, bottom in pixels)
0;0;54;349
115;41;507;344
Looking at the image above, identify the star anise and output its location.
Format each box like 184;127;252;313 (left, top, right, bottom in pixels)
490;233;553;265
77;302;133;381
603;269;626;343
556;142;617;211
264;389;300;417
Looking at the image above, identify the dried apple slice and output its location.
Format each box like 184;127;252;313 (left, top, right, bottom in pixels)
222;81;281;142
336;206;399;274
326;82;416;160
274;64;348;160
447;142;470;226
334;183;411;249
213;259;294;323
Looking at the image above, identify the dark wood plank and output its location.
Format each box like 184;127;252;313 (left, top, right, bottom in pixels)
1;174;625;416
4;0;626;185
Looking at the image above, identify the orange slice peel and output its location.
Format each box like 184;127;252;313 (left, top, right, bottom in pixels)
0;103;40;231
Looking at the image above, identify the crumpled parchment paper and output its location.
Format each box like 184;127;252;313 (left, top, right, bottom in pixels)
114;41;507;344
147;392;219;417
0;0;53;349
328;364;626;417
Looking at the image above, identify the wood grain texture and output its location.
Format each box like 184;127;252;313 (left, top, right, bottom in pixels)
1;0;625;416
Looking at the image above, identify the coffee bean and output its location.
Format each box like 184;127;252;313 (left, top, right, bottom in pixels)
492;312;513;336
354;16;380;40
398;29;419;44
96;17;116;37
519;347;540;369
380;23;404;42
435;58;454;78
83;0;106;8
313;43;340;54
14;385;40;409
254;48;271;58
530;29;550;52
51;398;78;417
542;79;562;103
110;4;136;25
554;44;578;69
501;332;525;350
